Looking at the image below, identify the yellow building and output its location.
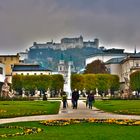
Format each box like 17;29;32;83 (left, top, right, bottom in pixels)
0;54;20;83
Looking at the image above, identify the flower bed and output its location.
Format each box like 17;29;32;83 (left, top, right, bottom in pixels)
40;118;140;126
0;125;43;138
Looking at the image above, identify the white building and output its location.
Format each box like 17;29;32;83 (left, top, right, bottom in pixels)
121;54;140;82
18;51;28;63
12;64;52;76
86;49;127;65
105;53;140;89
0;63;5;83
105;57;125;83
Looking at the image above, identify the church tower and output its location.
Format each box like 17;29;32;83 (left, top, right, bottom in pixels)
58;53;67;76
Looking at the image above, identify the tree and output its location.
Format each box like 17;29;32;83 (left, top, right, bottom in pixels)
84;59;108;74
110;75;120;95
84;74;97;92
71;74;85;90
130;71;140;93
51;74;64;91
38;75;52;91
12;75;23;94
96;74;110;95
12;75;64;95
71;74;120;95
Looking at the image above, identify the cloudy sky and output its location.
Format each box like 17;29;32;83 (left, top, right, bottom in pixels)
0;0;140;54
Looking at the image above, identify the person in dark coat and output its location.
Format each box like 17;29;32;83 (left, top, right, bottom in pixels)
87;91;95;109
72;89;79;109
62;92;68;109
86;90;90;108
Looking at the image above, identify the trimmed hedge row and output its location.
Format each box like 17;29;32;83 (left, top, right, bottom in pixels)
71;74;120;93
12;74;64;93
12;74;119;95
130;71;140;92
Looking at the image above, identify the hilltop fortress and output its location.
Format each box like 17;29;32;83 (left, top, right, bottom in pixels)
31;36;99;50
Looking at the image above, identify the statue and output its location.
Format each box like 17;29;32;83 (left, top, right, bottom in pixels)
46;88;50;98
34;88;40;97
1;78;11;98
22;88;26;97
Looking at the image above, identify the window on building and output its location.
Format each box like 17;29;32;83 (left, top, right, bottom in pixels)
0;67;3;74
4;57;6;61
11;65;14;69
59;66;62;71
11;57;13;61
107;68;111;73
136;63;139;67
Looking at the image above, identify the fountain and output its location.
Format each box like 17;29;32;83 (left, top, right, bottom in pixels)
63;61;72;99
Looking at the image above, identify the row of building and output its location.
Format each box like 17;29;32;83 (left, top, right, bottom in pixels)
0;54;52;85
86;48;140;89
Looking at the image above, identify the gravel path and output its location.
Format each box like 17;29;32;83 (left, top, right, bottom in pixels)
0;100;140;124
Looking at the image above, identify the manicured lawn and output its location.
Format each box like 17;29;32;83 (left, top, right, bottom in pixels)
1;121;140;140
0;101;60;118
94;100;140;115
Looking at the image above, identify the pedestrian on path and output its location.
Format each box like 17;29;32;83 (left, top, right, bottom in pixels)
62;92;68;109
86;90;90;108
87;91;95;109
72;89;79;109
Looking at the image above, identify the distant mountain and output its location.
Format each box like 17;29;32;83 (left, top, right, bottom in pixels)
26;47;102;71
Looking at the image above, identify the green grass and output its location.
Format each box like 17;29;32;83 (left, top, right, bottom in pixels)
0;101;60;118
94;100;140;115
1;121;140;140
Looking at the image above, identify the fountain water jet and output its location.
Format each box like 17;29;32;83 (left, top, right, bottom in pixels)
63;61;72;99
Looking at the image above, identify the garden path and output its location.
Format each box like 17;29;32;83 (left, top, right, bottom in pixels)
0;100;140;124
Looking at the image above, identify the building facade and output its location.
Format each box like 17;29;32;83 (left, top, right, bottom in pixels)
105;53;140;89
105;57;125;83
0;63;5;83
0;54;20;83
86;49;127;65
18;51;28;63
121;54;140;82
12;64;52;76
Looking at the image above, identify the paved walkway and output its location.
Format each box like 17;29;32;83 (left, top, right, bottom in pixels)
0;100;140;124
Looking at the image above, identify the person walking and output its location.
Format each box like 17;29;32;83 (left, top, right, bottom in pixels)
85;90;90;108
72;89;79;109
87;91;95;109
62;92;68;109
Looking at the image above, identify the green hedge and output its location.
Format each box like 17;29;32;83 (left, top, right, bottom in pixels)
12;74;64;93
130;71;140;91
71;74;120;93
12;74;119;95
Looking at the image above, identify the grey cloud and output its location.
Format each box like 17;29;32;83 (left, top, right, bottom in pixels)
0;0;140;54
